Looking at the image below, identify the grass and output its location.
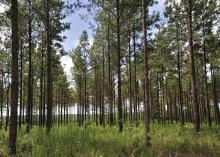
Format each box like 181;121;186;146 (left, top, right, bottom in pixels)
0;122;220;157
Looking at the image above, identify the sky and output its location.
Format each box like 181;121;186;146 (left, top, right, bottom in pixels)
60;0;166;79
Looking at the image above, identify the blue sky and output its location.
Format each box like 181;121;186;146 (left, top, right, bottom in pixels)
60;0;165;78
61;0;165;52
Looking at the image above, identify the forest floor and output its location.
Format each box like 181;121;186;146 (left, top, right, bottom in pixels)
0;122;220;157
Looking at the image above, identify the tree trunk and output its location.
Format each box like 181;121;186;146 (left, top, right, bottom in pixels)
99;77;102;125
58;91;60;127
102;48;105;126
202;33;211;126
27;0;33;133
9;0;19;154
176;21;184;125
169;92;173;124
19;40;23;128
78;76;83;126
46;0;53;132
84;62;87;122
22;82;25;124
188;0;200;133
43;71;46;127
133;25;138;126
166;80;169;124
128;31;132;124
6;74;10;131
116;0;123;132
0;72;3;129
66;106;68;124
156;72;160;123
174;88;178;123
61;93;63;125
142;0;151;146
64;97;66;124
107;23;113;126
39;42;44;126
95;67;98;126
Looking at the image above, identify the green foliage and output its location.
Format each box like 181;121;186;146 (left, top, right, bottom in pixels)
0;123;220;157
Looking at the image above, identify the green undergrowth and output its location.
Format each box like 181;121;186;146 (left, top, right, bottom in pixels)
0;123;220;157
